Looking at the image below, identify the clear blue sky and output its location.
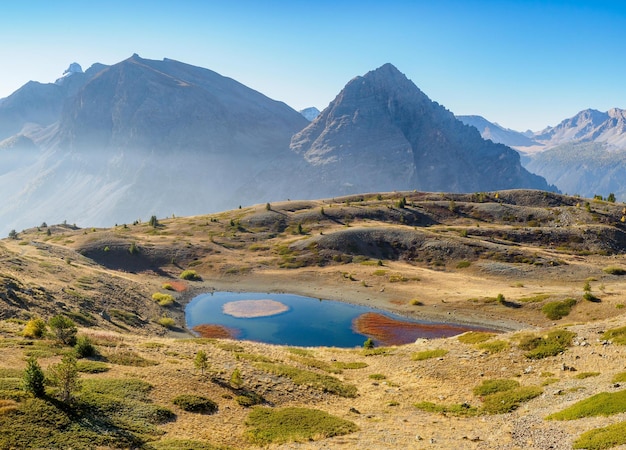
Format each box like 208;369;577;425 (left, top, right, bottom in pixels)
1;0;624;131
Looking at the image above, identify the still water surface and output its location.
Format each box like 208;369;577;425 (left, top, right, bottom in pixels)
186;291;488;348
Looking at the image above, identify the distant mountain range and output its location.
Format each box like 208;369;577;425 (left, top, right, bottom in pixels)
458;109;626;199
0;55;553;234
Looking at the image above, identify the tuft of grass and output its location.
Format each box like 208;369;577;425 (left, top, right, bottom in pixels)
368;373;386;380
286;347;314;357
457;332;494;344
76;361;110;373
361;347;393;356
106;350;157;367
152;293;175;306
456;260;471;269
372;269;387;276
477;340;509;354
542;298;577;320
414;401;480;417
518;294;551;303
244;407;358;445
235;392;264;407
254;362;357;398
518;329;575;359
574;372;601;380
611;372;626;383
573;421;626;449
148;439;226;450
409;299;423;306
603;266;626;275
172;394;218;414
412;349;448;361
547;390;626;420
333;361;368;370
235;353;273;363
473;379;520;397
161;283;174;291
603;326;626;345
481;386;543;414
157;316;176;329
180;270;202;281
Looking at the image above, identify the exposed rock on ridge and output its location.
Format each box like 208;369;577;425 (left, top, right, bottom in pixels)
291;64;553;196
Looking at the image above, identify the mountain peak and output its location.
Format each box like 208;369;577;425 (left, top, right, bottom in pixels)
55;62;83;85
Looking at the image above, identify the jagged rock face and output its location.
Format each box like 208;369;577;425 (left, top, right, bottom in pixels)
291;64;553;196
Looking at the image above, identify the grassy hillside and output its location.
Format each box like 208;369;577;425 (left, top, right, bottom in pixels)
2;189;626;448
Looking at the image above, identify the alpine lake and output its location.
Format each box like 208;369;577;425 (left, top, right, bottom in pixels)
185;292;492;348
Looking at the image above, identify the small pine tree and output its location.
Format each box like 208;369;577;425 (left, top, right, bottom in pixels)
607;193;616;203
194;350;209;374
363;338;374;349
149;215;159;228
230;368;243;389
265;202;271;211
23;357;45;397
297;223;303;234
49;354;80;404
48;315;77;346
129;242;138;254
8;229;17;239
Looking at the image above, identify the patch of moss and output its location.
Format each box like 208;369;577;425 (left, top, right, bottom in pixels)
244;407;358;445
547;390;626;420
412;349;448;361
573;421;626;450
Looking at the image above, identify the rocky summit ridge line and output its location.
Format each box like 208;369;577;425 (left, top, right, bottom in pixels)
0;56;553;234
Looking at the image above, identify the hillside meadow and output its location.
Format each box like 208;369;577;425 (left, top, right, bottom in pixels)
2;190;626;448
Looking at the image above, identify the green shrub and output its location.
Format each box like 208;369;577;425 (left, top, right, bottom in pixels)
74;335;97;358
235;392;264;407
76;361;110;374
473;379;519;397
162;283;174;290
368;373;386;380
603;326;626;345
583;292;601;302
48;315;77;346
603;266;626;275
547;390;626;420
456;260;471;268
254;363;357;398
412;349;448;361
22;318;47;339
481;386;543;414
152;292;174;306
157;316;176;329
180;270;201;281
573;421;626;449
519;329;575;359
172;394;218;414
230;368;243;389
244;407;358;445
542;298;577;320
363;338;374;349
477;340;509;354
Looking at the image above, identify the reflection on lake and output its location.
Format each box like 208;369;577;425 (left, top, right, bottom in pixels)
185;292;492;348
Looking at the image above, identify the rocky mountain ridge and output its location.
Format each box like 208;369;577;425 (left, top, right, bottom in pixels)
0;56;553;235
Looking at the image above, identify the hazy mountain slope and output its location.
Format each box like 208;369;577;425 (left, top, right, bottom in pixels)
457;115;538;147
534;108;626;149
525;141;626;199
0;55;310;233
291;64;553;197
0;63;107;141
